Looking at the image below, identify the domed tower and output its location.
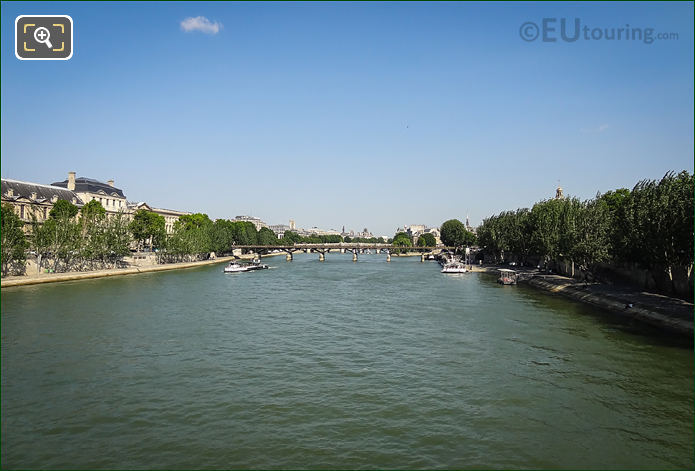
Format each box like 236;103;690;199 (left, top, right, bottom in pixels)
555;186;564;199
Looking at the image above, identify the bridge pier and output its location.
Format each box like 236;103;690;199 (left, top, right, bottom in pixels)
286;253;293;261
352;252;358;262
386;253;391;262
319;252;325;262
421;253;425;262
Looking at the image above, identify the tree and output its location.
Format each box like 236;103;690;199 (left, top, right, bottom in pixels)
1;204;28;276
392;232;413;253
32;200;81;272
129;209;166;251
210;219;236;255
282;230;302;244
49;199;79;219
258;227;279;246
417;233;436;247
177;213;213;231
79;200;107;262
440;219;475;247
103;210;132;266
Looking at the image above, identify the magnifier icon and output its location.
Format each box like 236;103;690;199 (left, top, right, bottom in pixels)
33;26;53;49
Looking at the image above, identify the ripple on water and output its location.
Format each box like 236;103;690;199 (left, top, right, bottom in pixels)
1;255;693;469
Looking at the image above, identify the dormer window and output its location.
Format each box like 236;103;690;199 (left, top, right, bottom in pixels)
30;192;37;200
6;189;13;197
51;195;58;203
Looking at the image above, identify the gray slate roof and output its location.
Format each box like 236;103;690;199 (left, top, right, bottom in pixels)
1;178;84;206
51;177;126;198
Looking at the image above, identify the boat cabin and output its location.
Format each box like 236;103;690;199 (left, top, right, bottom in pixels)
497;268;518;285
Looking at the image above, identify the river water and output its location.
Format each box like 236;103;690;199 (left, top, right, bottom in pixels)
2;254;692;469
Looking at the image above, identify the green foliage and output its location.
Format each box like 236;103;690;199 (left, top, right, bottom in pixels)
32;206;81;271
392;232;413;254
620;171;694;270
282;230;302;244
177;213;213;231
209;219;236;255
258;227;279;246
166;213;213;259
129;209;166;251
417;233;436;247
476;171;694;274
49;199;79;219
278;231;344;244
347;236;384;244
1;204;28;276
441;219;476;247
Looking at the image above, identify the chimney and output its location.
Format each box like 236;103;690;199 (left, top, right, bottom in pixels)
68;172;76;191
107;179;114;187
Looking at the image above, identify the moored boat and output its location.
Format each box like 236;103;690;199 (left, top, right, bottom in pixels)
497;268;518;285
441;261;468;273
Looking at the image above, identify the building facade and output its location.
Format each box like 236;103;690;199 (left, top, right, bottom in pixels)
2;172;190;235
128;202;191;234
1;178;83;228
52;172;127;214
234;215;268;231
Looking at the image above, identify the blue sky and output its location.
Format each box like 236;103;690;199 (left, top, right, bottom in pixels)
2;1;693;236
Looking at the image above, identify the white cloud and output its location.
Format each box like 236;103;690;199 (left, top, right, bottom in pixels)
180;16;222;35
581;123;610;133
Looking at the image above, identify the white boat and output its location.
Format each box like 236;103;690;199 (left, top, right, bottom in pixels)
441;261;468;273
224;262;250;273
223;259;269;273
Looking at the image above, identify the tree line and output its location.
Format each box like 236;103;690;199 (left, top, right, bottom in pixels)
476;171;694;279
1;201;394;275
2;199;131;275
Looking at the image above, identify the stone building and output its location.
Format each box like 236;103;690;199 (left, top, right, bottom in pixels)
269;224;291;238
2;172;190;235
1;178;83;227
234;215;268;231
51;172;127;214
128;202;191;234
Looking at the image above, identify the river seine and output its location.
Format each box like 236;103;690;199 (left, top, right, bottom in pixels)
2;254;693;469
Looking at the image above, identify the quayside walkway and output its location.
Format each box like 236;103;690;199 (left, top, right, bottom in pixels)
471;265;694;337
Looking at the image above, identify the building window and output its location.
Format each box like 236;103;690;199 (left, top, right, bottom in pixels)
20;205;25;219
43;207;47;219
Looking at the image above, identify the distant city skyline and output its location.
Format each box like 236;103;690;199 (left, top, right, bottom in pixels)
2;2;693;235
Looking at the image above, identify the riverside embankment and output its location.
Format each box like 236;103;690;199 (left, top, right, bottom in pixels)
471;265;693;337
0;252;284;288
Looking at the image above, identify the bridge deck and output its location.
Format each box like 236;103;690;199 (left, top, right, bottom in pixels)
231;244;456;251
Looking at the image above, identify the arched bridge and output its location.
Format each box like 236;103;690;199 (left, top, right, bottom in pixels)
230;243;459;262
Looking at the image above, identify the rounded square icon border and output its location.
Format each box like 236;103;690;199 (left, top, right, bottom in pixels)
15;14;73;60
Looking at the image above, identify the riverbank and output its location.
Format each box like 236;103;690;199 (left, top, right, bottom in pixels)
473;265;693;337
527;275;693;337
0;252;284;288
